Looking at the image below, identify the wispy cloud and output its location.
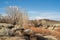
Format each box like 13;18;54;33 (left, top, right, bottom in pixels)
28;10;60;21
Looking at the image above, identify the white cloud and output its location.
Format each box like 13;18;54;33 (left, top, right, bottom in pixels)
28;10;60;20
29;16;60;21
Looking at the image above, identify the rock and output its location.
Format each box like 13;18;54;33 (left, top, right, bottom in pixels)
0;28;9;36
44;36;57;40
24;29;34;35
7;24;14;29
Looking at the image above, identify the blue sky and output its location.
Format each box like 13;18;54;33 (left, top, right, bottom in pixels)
0;0;60;20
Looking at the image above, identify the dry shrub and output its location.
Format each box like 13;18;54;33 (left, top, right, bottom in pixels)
29;27;60;39
30;27;42;33
30;27;51;35
54;28;60;32
51;31;60;39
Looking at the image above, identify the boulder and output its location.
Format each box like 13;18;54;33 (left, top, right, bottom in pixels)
44;36;57;40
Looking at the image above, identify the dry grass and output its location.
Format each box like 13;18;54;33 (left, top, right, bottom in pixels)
54;28;60;32
30;27;51;35
29;27;60;40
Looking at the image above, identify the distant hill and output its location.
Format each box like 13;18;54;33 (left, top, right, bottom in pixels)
40;19;60;23
29;19;60;27
39;19;60;24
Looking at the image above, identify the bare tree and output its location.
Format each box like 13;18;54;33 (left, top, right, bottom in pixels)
6;6;28;27
6;6;22;25
0;14;3;22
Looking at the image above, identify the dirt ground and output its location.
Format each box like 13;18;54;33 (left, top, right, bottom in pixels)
0;37;25;40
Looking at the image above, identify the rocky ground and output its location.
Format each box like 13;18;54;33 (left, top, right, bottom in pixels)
0;23;60;40
0;37;25;40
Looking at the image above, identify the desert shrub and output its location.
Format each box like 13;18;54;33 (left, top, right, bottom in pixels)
54;28;60;32
30;27;60;39
30;27;51;35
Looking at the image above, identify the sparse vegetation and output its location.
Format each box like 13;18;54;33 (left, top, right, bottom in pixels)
0;6;60;40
